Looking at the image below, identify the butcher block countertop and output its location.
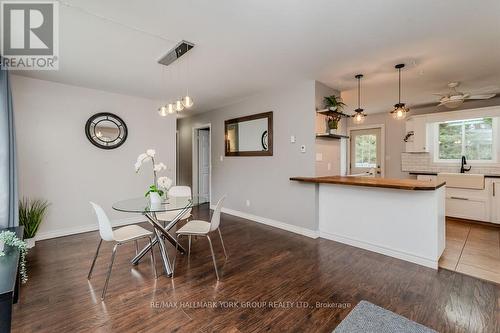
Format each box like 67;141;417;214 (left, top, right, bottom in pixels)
290;176;446;191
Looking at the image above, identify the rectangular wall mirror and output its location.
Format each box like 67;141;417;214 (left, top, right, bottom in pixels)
225;111;273;156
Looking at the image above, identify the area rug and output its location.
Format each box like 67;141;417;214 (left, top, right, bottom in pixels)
333;300;438;333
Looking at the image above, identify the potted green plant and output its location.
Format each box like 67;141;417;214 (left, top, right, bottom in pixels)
19;198;50;248
323;95;346;112
0;230;28;283
323;95;347;134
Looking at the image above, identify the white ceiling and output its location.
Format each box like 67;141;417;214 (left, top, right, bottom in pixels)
14;0;500;115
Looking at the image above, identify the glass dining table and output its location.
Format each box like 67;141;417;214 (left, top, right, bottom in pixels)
112;195;205;276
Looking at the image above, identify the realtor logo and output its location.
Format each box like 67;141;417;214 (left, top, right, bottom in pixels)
1;1;59;70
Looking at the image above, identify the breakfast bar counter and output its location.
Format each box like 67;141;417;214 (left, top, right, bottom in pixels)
290;176;445;191
291;176;446;269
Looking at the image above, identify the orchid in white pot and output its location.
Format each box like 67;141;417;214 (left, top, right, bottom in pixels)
135;149;172;204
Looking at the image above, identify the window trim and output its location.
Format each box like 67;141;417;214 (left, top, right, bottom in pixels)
432;117;498;164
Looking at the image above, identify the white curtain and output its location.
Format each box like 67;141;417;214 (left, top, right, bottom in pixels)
0;68;18;228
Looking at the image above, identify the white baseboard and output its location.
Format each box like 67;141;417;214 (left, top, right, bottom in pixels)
211;205;319;239
34;216;145;241
319;230;438;270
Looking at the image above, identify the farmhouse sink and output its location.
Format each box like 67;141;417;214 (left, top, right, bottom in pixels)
437;173;485;190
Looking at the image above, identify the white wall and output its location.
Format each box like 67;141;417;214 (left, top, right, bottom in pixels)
12;76;176;239
178;81;318;232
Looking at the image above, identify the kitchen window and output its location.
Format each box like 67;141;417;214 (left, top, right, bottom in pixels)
435;117;496;162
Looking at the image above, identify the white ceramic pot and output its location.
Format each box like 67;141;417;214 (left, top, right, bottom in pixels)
329;129;338;135
149;192;162;205
25;238;36;249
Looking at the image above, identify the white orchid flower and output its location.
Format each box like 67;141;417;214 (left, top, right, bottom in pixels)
153;162;167;172
146;149;156;157
157;176;172;190
134;161;142;172
137;153;148;163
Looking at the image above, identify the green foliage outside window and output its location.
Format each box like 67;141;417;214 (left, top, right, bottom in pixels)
438;118;493;161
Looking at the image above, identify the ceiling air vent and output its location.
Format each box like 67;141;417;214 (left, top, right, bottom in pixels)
157;40;195;66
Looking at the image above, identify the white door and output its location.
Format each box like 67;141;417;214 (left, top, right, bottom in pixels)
198;129;210;203
350;128;382;176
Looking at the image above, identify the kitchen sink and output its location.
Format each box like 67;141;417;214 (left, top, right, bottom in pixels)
437;173;485;190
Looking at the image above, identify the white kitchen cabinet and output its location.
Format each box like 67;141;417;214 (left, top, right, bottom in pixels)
490;180;500;224
405;117;428;153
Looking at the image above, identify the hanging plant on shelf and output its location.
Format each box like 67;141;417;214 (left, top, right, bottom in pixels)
135;149;172;205
0;231;28;283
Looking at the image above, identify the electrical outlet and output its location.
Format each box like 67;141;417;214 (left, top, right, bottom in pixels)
300;145;306;153
327;162;331;171
220;155;224;162
246;200;250;207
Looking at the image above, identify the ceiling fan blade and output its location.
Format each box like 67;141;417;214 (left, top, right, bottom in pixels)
432;93;447;96
467;93;496;100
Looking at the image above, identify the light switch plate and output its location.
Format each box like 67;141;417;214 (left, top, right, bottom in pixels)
316;153;323;161
220;155;224;162
290;136;296;143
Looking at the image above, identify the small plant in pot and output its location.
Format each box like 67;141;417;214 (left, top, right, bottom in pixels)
323;95;346;112
19;198;50;248
323;95;347;134
135;149;173;206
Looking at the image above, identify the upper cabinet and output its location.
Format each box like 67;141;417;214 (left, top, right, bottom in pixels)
405;116;429;153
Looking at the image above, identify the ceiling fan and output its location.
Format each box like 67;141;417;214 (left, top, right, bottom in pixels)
433;82;497;108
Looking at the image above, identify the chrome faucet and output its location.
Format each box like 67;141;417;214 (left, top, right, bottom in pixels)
460;156;471;173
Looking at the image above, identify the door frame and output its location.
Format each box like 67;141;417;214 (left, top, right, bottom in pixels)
192;123;212;203
347;124;385;177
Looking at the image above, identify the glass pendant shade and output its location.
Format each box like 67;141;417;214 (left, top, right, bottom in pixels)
158;105;168;117
353;110;365;124
167;103;175;114
392;104;408;120
182;95;194;108
175;100;184;112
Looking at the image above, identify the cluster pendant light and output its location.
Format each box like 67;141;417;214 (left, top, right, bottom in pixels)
391;63;409;120
157;41;195;117
352;74;366;124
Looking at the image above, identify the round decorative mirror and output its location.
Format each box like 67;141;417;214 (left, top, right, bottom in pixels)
85;113;127;149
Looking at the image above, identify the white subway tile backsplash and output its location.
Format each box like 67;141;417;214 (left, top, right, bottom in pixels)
401;152;500;176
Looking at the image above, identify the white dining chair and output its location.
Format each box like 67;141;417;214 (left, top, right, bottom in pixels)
172;196;228;280
87;202;157;300
156;186;193;226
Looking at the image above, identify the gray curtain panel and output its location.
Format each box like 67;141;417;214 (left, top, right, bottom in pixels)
0;68;18;228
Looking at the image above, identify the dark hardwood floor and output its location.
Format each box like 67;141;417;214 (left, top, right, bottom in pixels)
12;204;500;332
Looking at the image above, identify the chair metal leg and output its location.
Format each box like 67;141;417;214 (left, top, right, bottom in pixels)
206;235;220;281
172;234;181;278
188;235;191;256
101;244;118;301
218;228;228;259
87;239;103;279
134;240;139;255
148;236;157;279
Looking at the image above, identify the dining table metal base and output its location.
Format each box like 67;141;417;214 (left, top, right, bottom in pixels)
131;208;189;276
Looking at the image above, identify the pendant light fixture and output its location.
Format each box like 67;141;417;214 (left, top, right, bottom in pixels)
182;94;194;108
158;105;168;117
352;74;366;124
391;63;409;120
175;99;184;112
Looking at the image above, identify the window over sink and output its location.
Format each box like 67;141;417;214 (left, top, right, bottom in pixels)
434;117;497;163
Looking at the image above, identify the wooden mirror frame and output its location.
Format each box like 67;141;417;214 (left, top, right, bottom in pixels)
224;111;273;156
